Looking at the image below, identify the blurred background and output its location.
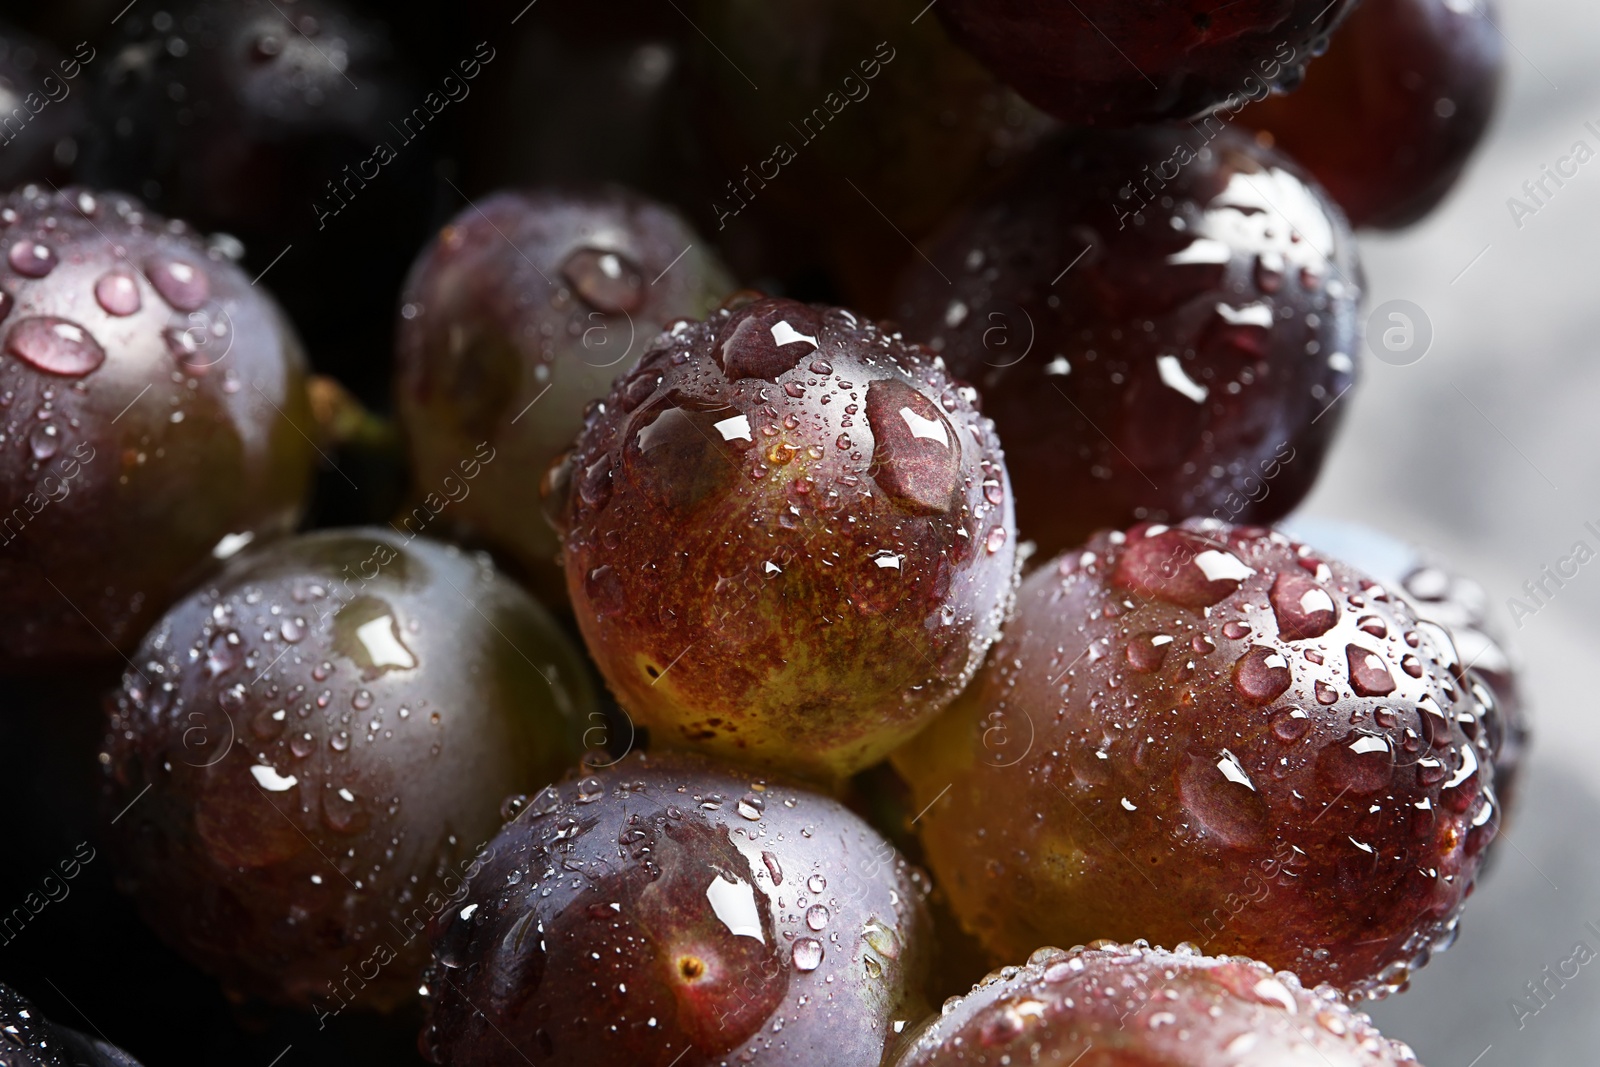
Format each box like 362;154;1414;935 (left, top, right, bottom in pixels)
0;0;1594;1063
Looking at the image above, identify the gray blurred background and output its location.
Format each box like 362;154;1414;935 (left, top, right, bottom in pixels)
1295;0;1600;1058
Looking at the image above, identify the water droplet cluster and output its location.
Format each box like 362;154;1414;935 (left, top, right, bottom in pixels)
557;295;1018;782
0;183;315;668
419;751;930;1067
896;942;1419;1067
896;520;1499;998
895;124;1361;558
101;529;594;1010
396;188;733;602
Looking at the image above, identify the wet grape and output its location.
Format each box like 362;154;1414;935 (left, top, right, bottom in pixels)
555;295;1018;782
895;126;1360;557
893;943;1421;1067
101;529;595;1010
0;185;315;670
935;0;1357;127
895;520;1497;997
1282;515;1528;828
395;187;733;602
0;981;144;1066
420;751;931;1067
1242;0;1505;229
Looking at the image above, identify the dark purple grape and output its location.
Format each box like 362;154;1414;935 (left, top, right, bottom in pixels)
895;125;1361;558
0;981;144;1066
896;520;1497;997
421;751;932;1067
0;185;315;670
893;943;1421;1067
395;187;733;601
101;529;595;1010
936;0;1357;127
554;295;1017;782
1242;0;1505;229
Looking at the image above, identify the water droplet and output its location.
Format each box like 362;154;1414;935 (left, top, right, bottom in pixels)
94;270;142;316
1271;708;1311;741
985;526;1008;554
330;731;350;752
8;240;56;277
1125;632;1173;672
576;777;604;804
206;633;239;676
279;618;305;643
806;874;826;893
792;938;823;971
147;256;210;310
805;904;830;931
251;707;286;739
1112;527;1253;607
332;598;418;678
352;689;373;710
863;919;901;959
865;378;961;515
1357;615;1388;639
1178;748;1269;847
713;300;823;381
1346;644;1396;696
28;422;58;459
323;786;367;833
4;316;106;377
1233;645;1292;703
1316;731;1394;796
736;793;764;820
579;455;613;510
498;795;528;822
1270;571;1338;640
584;565;626;618
561;248;644;315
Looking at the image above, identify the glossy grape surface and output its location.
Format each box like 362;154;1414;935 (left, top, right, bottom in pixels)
395;188;733;601
1281;515;1527;823
895;126;1361;558
893;943;1422;1067
0;981;144;1066
0;185;314;670
421;751;932;1067
896;520;1498;997
554;296;1017;782
1242;0;1505;229
936;0;1358;127
101;529;595;1010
